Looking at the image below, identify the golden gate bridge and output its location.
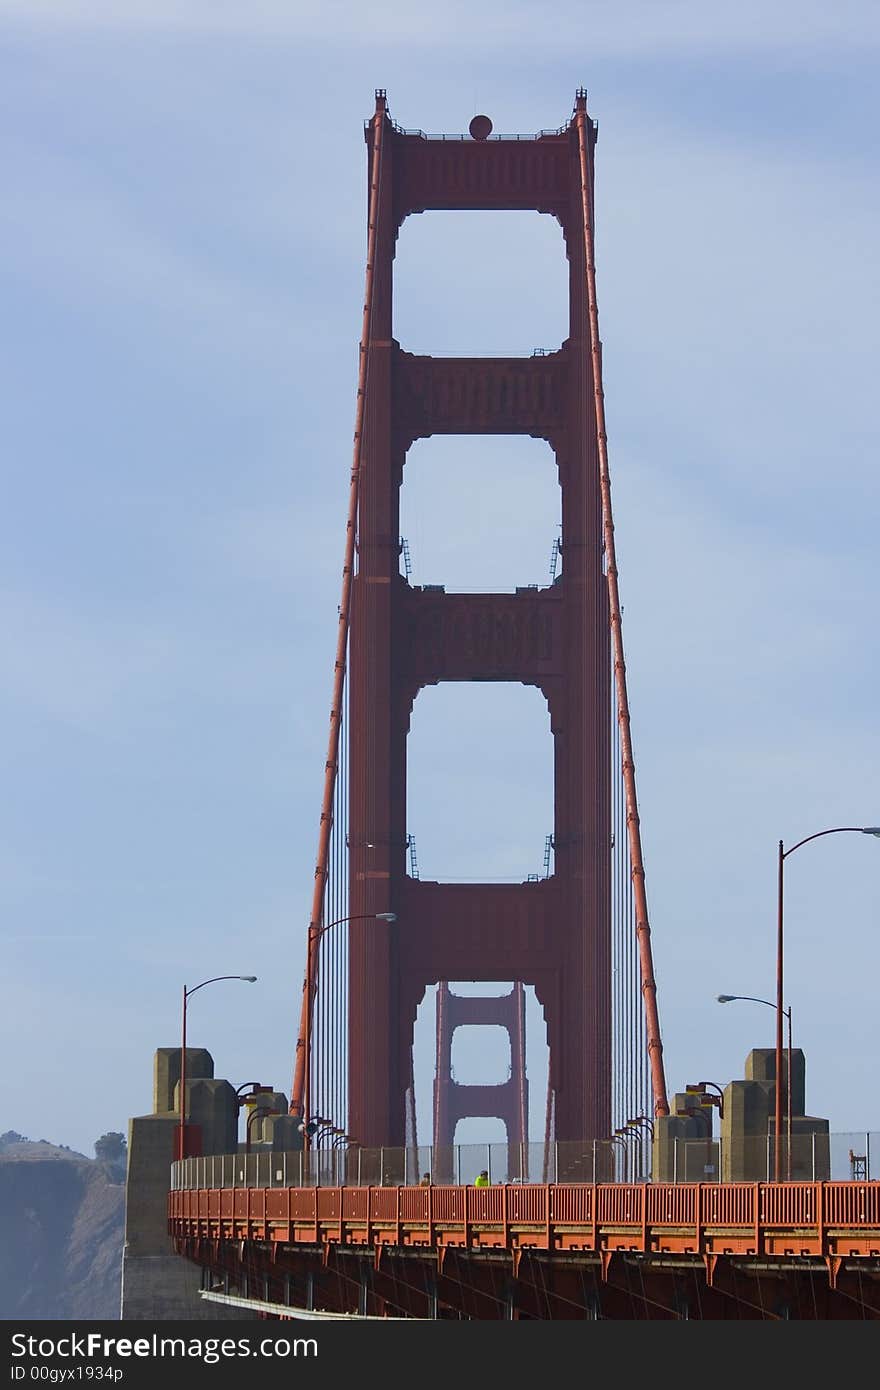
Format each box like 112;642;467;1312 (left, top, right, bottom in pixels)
161;90;880;1321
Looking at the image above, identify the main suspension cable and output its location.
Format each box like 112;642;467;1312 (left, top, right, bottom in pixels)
290;93;388;1122
575;93;669;1118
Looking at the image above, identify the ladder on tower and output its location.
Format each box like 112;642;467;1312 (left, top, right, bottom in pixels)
549;535;562;583
528;834;554;881
400;536;413;583
407;833;419;880
543;833;554;878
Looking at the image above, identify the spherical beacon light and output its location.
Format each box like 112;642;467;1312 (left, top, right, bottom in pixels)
469;114;493;141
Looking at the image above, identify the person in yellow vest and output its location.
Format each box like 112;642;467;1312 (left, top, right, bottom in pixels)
474;1169;490;1188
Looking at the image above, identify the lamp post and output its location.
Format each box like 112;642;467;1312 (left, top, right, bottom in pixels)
179;975;257;1161
609;1134;629;1184
684;1083;723;1179
717;993;792;1178
626;1116;655;1139
626;1117;654;1182
303;912;397;1145
773;826;879;1181
616;1125;642;1181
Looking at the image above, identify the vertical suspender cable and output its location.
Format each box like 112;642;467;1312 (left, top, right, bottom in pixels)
575;96;669;1118
291;96;387;1122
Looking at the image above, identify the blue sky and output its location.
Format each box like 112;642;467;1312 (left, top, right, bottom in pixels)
1;2;877;1157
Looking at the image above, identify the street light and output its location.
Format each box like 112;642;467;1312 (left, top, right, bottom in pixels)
627;1115;654;1137
773;826;879;1181
609;1133;629;1184
626;1117;654;1181
616;1125;642;1180
178;975;257;1161
717;993;792;1178
303;912;397;1145
686;1080;724;1120
678;1078;722;1178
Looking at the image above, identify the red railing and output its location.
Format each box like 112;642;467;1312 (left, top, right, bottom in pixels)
169;1181;880;1260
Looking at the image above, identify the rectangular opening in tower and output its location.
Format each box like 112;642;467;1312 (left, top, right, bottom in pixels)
400;435;561;593
394;210;569;357
406;682;553;883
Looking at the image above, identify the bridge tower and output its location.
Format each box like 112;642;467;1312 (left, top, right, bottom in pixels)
432;982;528;1179
291;91;668;1150
349;91;611;1149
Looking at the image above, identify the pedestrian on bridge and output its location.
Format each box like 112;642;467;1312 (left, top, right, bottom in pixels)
474;1170;489;1188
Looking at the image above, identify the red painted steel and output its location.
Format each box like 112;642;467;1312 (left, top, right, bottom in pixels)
828;1182;880;1224
507;1184;541;1223
700;1183;755;1227
296;92;674;1149
549;1184;591;1223
574;95;668;1120
347;96;616;1146
169;1180;880;1262
646;1183;697;1227
289;94;389;1125
433;983;528;1174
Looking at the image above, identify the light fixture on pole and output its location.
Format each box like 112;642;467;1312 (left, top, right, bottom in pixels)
717;993;792;1178
302;912;397;1147
609;1133;629;1184
690;1080;724;1119
773;826;878;1181
616;1124;642;1180
626;1116;655;1138
178;975;257;1162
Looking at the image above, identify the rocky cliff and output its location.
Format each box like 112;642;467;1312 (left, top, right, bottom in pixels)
0;1139;125;1320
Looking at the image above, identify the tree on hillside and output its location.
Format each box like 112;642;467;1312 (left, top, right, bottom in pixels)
0;1130;28;1150
94;1132;127;1177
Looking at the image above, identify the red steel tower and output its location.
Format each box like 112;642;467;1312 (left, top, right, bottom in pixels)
432;982;528;1179
292;92;668;1150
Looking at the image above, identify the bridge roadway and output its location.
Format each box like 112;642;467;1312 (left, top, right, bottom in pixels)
169;1180;880;1319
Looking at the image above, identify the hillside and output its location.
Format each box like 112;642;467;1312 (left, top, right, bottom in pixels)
0;1133;125;1320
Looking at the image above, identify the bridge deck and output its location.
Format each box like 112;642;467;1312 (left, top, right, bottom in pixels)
169;1180;880;1261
